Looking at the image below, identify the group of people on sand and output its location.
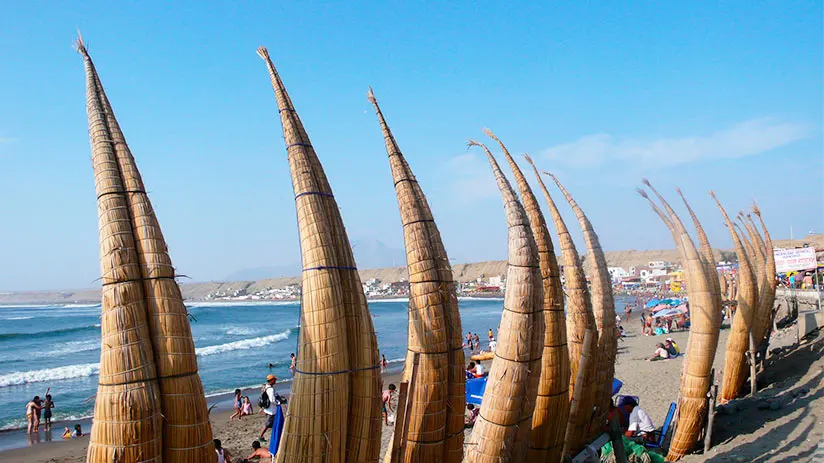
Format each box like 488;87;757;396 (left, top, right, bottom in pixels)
649;338;680;361
24;388;55;434
639;311;690;336
217;374;286;462
464;329;496;353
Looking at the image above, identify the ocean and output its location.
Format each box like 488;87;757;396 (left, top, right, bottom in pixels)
0;297;526;432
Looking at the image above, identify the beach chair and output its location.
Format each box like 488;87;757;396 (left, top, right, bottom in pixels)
645;401;677;450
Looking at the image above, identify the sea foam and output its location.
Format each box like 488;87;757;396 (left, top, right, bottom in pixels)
0;362;100;388
195;329;292;357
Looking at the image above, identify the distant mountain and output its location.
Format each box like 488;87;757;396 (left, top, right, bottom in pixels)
224;263;302;282
351;238;407;270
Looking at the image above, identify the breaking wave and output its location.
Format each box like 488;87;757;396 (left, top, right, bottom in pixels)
0;363;100;388
195;329;292;357
0;324;100;341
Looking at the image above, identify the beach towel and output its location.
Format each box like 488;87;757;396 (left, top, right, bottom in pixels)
269;403;285;455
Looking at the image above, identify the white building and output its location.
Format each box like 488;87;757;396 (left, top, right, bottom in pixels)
607;267;630;283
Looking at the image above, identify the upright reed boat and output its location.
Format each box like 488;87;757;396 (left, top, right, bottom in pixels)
711;193;758;402
482;133;570;463
258;47;382;462
547;173;617;434
368;89;465;463
78;36;166;463
639;181;721;461
751;205;777;347
525;159;598;457
464;141;544;463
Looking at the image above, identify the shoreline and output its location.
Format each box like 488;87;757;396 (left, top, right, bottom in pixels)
0;364;406;455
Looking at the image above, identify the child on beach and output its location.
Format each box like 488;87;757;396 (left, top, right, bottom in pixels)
465;404;479;428
382;384;396;425
25;396;42;434
62;427;71;439
241;396;253;417
42;393;54;430
230;389;243;421
72;424;83;437
214;439;233;463
244;440;273;461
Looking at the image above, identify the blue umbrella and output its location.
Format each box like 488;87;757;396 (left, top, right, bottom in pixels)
269;403;285;455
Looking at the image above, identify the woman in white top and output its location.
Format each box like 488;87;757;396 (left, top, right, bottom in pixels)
648;343;670;361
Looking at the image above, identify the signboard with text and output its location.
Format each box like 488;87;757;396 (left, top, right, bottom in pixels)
774;247;818;273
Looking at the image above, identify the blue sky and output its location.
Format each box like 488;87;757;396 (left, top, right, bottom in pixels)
0;1;821;291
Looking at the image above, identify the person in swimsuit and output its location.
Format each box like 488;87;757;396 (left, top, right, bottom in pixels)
25;396;42;434
245;440;273;461
230;389;243;421
241;396;253;417
381;354;388;372
42;393;54;430
289;353;296;375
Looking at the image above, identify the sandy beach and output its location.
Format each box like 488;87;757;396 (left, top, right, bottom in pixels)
1;319;821;462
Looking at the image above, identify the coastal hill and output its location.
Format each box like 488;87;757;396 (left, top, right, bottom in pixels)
2;234;821;305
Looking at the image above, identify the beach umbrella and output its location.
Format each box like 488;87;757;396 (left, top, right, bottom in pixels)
464;141;543;463
638;181;722;461
752;205;777;346
257;47;382;461
77;36;165;463
547;172;618;436
526;158;599;457
711;193;758;402
485;132;569;462
368;88;465;462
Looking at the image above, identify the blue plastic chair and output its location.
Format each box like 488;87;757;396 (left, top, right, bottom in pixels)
646;402;677;449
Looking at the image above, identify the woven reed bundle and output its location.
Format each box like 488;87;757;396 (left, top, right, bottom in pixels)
367;89;464;463
676;189;723;300
751;205;777;346
547;173;617;435
489;145;569;462
78;37;164;462
83;51;215;463
527;160;598;456
638;181;721;461
258;47;383;462
464;141;543;463
711;195;758;403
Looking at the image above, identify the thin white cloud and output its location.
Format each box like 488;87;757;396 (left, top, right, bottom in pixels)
541;118;812;168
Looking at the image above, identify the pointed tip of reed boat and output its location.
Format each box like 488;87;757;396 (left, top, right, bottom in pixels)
467;139;481;149
752;201;762;217
75;31;87;55
256;46;269;60
366;86;376;103
522;153;533;163
482;127;497;140
636;188;649;199
641;178;652;187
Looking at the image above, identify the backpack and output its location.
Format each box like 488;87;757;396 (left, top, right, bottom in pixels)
258;389;271;409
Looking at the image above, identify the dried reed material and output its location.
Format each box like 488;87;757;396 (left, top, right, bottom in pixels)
711;194;758;403
547;172;617;434
78;37;164;463
480;142;570;463
258;47;381;462
527;161;598;456
83;51;216;463
368;89;464;463
638;181;721;461
676;189;724;299
464;140;543;463
751;205;777;346
566;329;595;452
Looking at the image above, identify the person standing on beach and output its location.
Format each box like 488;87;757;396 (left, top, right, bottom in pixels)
289;353;296;375
381;354;388;372
382;384;397;425
465;332;472;349
472;333;481;352
42;393;54;430
258;375;280;441
25;396;42;434
487;328;494;342
229;389;243;421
